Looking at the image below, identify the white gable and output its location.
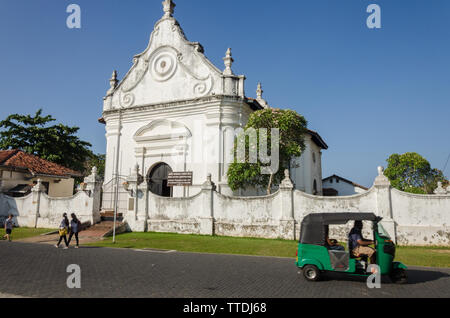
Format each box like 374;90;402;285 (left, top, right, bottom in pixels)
103;2;245;110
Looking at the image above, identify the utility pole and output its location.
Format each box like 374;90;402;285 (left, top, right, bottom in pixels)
112;107;122;244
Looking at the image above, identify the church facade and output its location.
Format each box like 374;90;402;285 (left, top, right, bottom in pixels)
99;1;327;215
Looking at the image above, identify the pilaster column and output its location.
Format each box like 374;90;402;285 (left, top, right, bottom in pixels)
373;166;396;242
83;167;103;225
279;170;295;240
30;179;45;228
200;173;215;235
124;163;145;231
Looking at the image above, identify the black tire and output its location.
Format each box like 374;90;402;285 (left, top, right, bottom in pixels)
390;268;407;284
303;265;321;282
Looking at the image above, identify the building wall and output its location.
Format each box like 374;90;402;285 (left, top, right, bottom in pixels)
103;97;253;203
323;177;367;196
291;135;323;195
0;170;75;197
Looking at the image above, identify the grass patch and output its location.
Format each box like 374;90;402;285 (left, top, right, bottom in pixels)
89;232;298;258
0;227;56;240
88;232;450;268
395;246;450;268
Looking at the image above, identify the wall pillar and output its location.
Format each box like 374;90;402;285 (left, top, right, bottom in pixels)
84;167;103;225
124;163;145;231
373;166;396;242
200;173;215;235
279;170;295;240
29;179;45;228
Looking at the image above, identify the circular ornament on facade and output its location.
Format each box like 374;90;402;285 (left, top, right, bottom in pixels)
121;93;135;107
150;51;178;82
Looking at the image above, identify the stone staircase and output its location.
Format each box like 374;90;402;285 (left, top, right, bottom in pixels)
80;220;127;239
100;210;124;222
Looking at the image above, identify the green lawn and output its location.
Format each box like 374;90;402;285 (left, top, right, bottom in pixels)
0;227;56;240
90;232;298;258
89;232;450;268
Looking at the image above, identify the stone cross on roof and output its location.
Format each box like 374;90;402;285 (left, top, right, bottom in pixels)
162;0;176;18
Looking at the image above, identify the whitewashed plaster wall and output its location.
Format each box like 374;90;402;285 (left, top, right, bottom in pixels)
0;168;102;228
322;178;367;196
291;135;323;195
122;168;450;246
0;170;75;197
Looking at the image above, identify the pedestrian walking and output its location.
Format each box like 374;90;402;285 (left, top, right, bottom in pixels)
55;213;69;249
67;213;81;248
3;214;14;242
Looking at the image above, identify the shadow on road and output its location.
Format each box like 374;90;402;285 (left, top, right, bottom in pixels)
405;269;450;285
300;268;449;285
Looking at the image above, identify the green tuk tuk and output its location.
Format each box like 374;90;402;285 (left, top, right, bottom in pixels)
296;213;407;283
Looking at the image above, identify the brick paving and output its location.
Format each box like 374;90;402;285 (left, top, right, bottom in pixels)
16;222;119;245
0;241;449;298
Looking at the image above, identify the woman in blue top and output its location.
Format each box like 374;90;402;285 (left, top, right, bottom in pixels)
68;213;81;248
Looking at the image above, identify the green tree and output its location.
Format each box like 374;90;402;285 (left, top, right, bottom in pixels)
0;109;93;174
227;108;308;194
384;152;448;194
84;153;106;180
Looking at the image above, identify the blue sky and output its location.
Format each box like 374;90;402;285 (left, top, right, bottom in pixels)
1;0;449;187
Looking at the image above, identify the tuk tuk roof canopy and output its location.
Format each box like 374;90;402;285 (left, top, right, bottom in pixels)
299;213;380;246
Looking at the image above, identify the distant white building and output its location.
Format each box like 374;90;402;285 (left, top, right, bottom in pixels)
99;0;328;214
322;175;369;196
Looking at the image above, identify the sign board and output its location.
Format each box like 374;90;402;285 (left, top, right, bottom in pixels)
167;172;193;187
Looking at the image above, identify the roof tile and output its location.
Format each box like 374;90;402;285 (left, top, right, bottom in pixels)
0;150;82;178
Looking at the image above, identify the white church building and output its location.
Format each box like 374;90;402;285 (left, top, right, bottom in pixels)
99;0;328;214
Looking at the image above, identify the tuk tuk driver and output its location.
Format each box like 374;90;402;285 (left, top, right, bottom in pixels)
348;221;376;263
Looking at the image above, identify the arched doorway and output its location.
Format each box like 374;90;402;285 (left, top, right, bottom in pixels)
147;163;173;197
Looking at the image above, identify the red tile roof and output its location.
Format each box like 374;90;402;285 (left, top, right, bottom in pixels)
0;150;82;178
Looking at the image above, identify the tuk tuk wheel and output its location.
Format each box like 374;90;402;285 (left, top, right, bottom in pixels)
390;268;407;284
303;265;321;282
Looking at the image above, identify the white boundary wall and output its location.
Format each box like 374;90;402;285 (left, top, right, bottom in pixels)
123;168;450;246
0;169;102;229
1;167;449;246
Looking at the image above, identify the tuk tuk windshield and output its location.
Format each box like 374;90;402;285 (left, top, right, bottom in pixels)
377;223;391;239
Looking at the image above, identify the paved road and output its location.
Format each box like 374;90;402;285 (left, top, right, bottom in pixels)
0;241;449;298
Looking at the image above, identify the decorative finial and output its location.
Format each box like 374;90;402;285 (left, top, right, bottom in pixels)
109;70;118;89
162;0;176;18
256;82;269;108
256;82;263;99
223;48;234;75
434;182;447;195
377;166;384;176
280;169;294;189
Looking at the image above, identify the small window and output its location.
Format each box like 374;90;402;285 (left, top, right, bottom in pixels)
336;179;340;183
312;152;316;163
313;179;318;195
330;178;333;184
